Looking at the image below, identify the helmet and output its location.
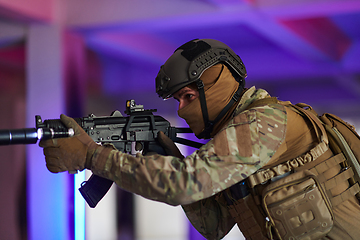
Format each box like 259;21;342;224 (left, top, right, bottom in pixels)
155;39;247;139
156;39;247;99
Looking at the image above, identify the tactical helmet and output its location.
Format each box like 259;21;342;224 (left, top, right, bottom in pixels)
156;39;247;139
156;38;247;99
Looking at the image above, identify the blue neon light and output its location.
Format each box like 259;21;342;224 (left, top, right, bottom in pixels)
74;171;86;240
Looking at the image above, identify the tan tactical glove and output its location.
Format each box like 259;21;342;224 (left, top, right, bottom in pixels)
157;131;184;159
39;114;100;173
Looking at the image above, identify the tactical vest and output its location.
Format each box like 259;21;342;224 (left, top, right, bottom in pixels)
225;100;360;240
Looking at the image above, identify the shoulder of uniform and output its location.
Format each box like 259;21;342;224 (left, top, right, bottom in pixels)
218;102;287;135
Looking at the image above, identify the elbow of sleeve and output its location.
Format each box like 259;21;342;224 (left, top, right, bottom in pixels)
167;192;196;206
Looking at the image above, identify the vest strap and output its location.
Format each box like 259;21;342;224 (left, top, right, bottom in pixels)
287;103;329;145
332;183;360;207
308;152;346;176
322;167;354;190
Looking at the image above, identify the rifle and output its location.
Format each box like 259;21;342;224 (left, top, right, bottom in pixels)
0;99;202;208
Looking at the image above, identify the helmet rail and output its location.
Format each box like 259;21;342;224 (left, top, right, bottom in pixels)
156;39;247;99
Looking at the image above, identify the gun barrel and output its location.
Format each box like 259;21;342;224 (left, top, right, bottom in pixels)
0;128;38;145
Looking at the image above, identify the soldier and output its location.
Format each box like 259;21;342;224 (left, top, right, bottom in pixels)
40;39;360;239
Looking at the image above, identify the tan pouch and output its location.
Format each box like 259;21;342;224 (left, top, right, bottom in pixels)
262;170;333;240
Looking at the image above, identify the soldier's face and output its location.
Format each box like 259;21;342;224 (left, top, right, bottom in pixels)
173;86;199;110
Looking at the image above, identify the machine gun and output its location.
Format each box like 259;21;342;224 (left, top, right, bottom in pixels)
0;100;202;208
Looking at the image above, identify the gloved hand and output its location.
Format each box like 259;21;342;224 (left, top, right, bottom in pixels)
39;114;100;173
157;131;184;159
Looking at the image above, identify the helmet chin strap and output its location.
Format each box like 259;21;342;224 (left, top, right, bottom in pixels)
195;80;211;139
195;79;244;139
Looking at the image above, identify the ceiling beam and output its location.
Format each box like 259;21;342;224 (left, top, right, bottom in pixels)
65;0;216;28
205;0;250;7
277;17;351;61
87;33;176;64
67;0;360;29
255;0;360;19
0;0;53;23
342;40;360;72
69;0;356;65
242;13;336;61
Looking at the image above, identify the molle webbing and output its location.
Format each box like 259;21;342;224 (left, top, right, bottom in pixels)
249;102;360;207
306;152;359;207
249;148;359;208
228;100;360;240
248;141;329;188
290;103;360;206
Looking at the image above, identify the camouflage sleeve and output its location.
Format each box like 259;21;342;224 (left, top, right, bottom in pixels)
90;103;287;206
182;192;236;240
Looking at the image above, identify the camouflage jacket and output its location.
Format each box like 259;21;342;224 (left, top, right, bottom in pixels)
91;87;287;239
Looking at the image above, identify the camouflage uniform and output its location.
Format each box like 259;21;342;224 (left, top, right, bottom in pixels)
90;87;287;238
